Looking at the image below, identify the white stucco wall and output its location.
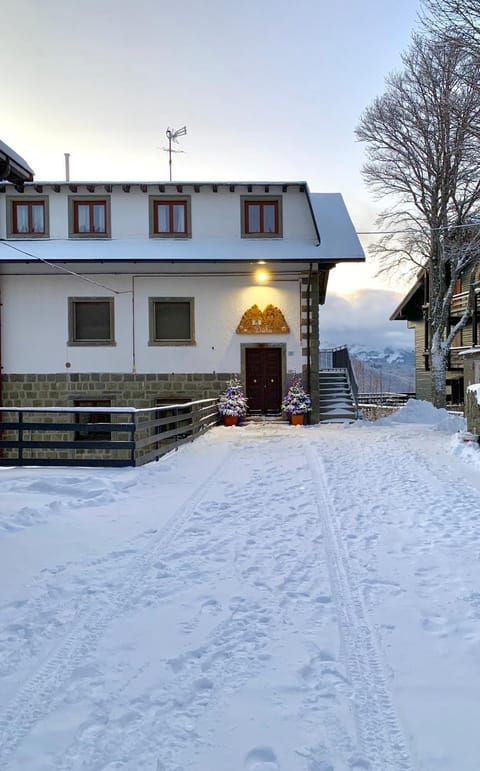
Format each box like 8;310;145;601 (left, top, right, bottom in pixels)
1;273;304;374
0;184;318;242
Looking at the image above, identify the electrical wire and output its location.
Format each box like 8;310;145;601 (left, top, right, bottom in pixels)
0;240;131;294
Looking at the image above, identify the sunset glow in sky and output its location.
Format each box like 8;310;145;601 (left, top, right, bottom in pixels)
2;0;423;348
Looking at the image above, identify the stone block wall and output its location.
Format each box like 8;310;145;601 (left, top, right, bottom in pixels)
1;372;236;408
301;273;320;423
0;372;232;464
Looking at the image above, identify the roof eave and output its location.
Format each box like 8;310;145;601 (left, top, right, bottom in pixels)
0;141;34;184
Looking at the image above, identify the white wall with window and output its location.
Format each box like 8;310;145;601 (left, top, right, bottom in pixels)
1;273;304;375
0;185;318;242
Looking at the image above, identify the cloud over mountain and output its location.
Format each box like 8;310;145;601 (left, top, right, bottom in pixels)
319;288;414;351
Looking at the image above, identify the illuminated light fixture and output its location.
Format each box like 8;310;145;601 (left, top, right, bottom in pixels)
257;260;267;265
255;269;270;282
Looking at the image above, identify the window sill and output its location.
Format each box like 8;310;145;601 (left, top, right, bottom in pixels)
241;233;283;239
150;232;192;239
7;233;50;239
68;234;112;240
67;340;116;346
149;340;196;346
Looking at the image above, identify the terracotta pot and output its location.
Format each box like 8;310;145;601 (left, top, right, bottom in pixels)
291;413;304;425
223;415;239;426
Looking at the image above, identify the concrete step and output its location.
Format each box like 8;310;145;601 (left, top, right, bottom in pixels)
319;377;348;386
245;415;284;424
319;416;356;423
319;404;356;413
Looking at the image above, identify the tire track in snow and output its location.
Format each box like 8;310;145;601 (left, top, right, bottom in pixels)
53;434;345;771
0;444;236;769
305;442;413;771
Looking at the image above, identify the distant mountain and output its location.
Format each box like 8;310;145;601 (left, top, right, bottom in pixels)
348;345;415;393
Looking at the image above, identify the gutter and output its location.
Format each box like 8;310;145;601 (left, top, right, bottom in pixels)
304;184;321;246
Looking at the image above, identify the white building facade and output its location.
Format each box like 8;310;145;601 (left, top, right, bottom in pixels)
0;181;363;422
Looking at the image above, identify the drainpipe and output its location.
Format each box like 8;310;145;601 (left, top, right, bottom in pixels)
131;275;136;373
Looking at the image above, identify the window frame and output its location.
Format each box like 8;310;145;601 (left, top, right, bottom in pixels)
68;297;115;346
149;297;195;346
149;195;192;238
7;196;49;238
68;195;111;238
241;196;283;238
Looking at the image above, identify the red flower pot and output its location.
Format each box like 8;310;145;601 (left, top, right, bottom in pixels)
223;415;239;426
291;413;304;425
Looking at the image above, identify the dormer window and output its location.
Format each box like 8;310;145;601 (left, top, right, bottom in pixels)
241;197;282;238
149;196;191;238
7;198;48;238
69;196;111;238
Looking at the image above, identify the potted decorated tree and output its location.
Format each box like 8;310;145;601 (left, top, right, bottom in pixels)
218;378;248;426
282;376;311;424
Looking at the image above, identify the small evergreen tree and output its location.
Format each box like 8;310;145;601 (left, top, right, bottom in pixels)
282;377;311;415
218;378;248;417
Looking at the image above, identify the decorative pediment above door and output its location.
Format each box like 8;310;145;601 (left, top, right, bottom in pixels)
236;304;290;334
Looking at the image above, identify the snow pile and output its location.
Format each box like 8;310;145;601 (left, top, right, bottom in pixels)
374;398;465;432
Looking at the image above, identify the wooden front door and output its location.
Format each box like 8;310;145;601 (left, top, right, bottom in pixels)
245;347;282;414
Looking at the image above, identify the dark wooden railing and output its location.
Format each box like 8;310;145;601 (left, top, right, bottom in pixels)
0;398;218;467
320;345;359;411
357;392;415;407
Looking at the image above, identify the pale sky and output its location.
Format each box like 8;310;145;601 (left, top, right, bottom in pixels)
2;0;423;349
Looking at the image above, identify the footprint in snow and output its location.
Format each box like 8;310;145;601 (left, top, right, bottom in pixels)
245;746;280;770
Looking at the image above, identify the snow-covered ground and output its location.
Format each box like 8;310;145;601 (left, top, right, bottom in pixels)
1;402;480;771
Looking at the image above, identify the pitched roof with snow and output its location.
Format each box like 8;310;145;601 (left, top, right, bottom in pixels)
0;183;364;265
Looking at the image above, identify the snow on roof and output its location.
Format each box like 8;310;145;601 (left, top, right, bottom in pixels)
0;237;359;265
0;192;364;265
0;140;34;179
309;193;364;262
459;347;480;357
10;179;309;187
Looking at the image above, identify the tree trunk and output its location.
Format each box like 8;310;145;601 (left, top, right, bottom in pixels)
430;329;448;408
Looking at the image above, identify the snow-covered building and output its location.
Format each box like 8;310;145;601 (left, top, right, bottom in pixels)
391;270;480;405
0;180;363;430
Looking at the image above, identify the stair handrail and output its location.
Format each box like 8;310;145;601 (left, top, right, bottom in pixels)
320;345;359;416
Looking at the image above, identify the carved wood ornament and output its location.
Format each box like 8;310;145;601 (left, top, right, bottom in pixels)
236;304;290;334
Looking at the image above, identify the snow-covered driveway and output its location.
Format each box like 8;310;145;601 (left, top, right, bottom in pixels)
1;405;480;771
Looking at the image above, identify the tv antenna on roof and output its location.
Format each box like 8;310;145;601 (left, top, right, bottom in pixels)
163;126;187;181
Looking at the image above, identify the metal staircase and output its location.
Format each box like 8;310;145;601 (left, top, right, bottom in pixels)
319;346;359;423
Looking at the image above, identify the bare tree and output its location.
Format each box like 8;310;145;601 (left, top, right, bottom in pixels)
422;0;480;48
356;32;480;407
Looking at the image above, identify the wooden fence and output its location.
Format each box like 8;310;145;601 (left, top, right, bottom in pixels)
357;392;415;408
0;398;219;467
